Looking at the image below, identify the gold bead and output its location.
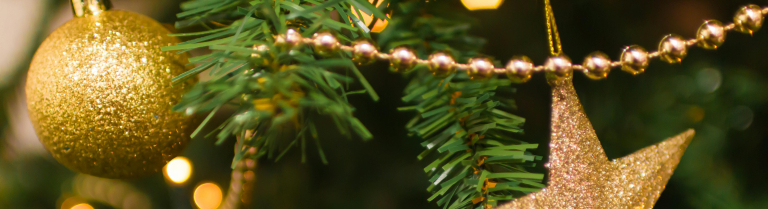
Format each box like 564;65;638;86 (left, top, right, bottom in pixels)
251;44;269;57
734;4;764;35
544;55;572;78
253;44;269;51
428;53;456;77
505;56;534;83
696;20;726;50
275;28;303;49
582;51;611;80
620;45;649;75
312;32;339;56
467;58;496;80
658;34;688;64
389;47;418;73
352;40;378;65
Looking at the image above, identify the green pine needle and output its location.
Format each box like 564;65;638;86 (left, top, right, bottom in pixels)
170;0;385;164
379;1;544;208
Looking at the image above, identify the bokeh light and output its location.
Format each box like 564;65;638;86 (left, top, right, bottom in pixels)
164;157;192;184
72;174;152;209
193;182;223;209
350;0;388;33
696;68;722;93
70;203;94;209
729;106;754;130
60;196;85;209
461;0;504;11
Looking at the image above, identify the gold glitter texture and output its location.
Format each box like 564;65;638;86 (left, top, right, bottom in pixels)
497;76;694;208
26;10;194;178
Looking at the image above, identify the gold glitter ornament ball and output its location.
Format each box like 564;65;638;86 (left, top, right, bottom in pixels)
25;6;195;178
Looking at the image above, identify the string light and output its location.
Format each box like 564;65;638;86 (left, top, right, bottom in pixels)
193;183;223;209
461;0;504;11
164;157;192;184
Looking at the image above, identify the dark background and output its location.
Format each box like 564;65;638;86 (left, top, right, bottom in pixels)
2;0;768;208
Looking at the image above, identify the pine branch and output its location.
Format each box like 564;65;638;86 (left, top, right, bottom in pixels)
379;1;544;208
167;0;387;165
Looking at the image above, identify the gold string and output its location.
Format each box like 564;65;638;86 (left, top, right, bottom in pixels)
544;0;563;56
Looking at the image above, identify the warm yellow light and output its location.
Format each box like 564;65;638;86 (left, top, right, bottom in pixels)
193;183;223;209
71;203;94;209
60;196;85;209
461;0;504;11
164;157;192;184
350;0;389;33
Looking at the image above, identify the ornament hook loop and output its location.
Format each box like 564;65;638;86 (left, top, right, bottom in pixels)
544;0;562;56
71;0;112;17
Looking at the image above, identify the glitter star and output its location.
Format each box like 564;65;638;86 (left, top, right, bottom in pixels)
497;76;694;209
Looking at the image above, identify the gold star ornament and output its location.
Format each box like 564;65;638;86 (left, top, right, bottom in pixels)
498;76;694;208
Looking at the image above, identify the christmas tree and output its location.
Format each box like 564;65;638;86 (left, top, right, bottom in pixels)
2;0;768;208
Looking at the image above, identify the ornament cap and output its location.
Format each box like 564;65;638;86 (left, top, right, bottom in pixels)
71;0;112;17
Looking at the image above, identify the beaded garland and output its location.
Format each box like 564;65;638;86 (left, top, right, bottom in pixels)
262;4;768;81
